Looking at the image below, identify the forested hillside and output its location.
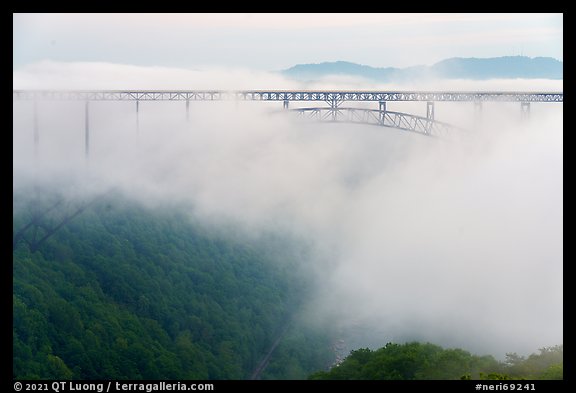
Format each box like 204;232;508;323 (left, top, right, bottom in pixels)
309;342;563;380
13;186;331;379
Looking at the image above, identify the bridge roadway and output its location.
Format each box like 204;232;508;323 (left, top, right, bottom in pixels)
12;90;564;103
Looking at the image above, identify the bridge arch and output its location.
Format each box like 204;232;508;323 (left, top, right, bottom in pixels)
285;107;463;137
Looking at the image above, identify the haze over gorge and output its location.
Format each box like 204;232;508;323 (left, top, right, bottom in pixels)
13;57;563;380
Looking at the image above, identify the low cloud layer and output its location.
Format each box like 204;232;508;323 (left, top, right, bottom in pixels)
13;61;563;359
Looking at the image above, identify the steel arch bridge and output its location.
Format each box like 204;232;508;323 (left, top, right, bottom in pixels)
13;89;563;156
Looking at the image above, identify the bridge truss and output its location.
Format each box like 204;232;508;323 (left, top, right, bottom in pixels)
12;90;564;103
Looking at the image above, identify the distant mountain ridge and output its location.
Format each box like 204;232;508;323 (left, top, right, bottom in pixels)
282;56;563;82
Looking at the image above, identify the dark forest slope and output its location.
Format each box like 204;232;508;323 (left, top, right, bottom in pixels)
13;186;327;379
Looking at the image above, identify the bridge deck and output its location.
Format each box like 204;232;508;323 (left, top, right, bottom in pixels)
13;90;563;103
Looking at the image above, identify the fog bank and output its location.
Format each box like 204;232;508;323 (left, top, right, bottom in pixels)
13;61;563;359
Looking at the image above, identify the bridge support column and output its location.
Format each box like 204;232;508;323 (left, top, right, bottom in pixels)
85;101;90;159
425;102;435;135
474;101;483;116
136;100;140;134
283;100;289;110
33;101;39;158
426;102;435;120
327;99;342;121
379;101;386;125
186;99;190;122
474;101;483;129
521;102;530;121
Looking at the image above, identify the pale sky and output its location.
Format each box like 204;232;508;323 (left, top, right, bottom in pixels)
13;13;563;71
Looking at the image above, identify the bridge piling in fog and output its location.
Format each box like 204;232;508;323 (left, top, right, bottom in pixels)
521;102;531;121
85;101;90;159
33;101;39;158
379;101;387;125
427;102;435;120
136;100;140;134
